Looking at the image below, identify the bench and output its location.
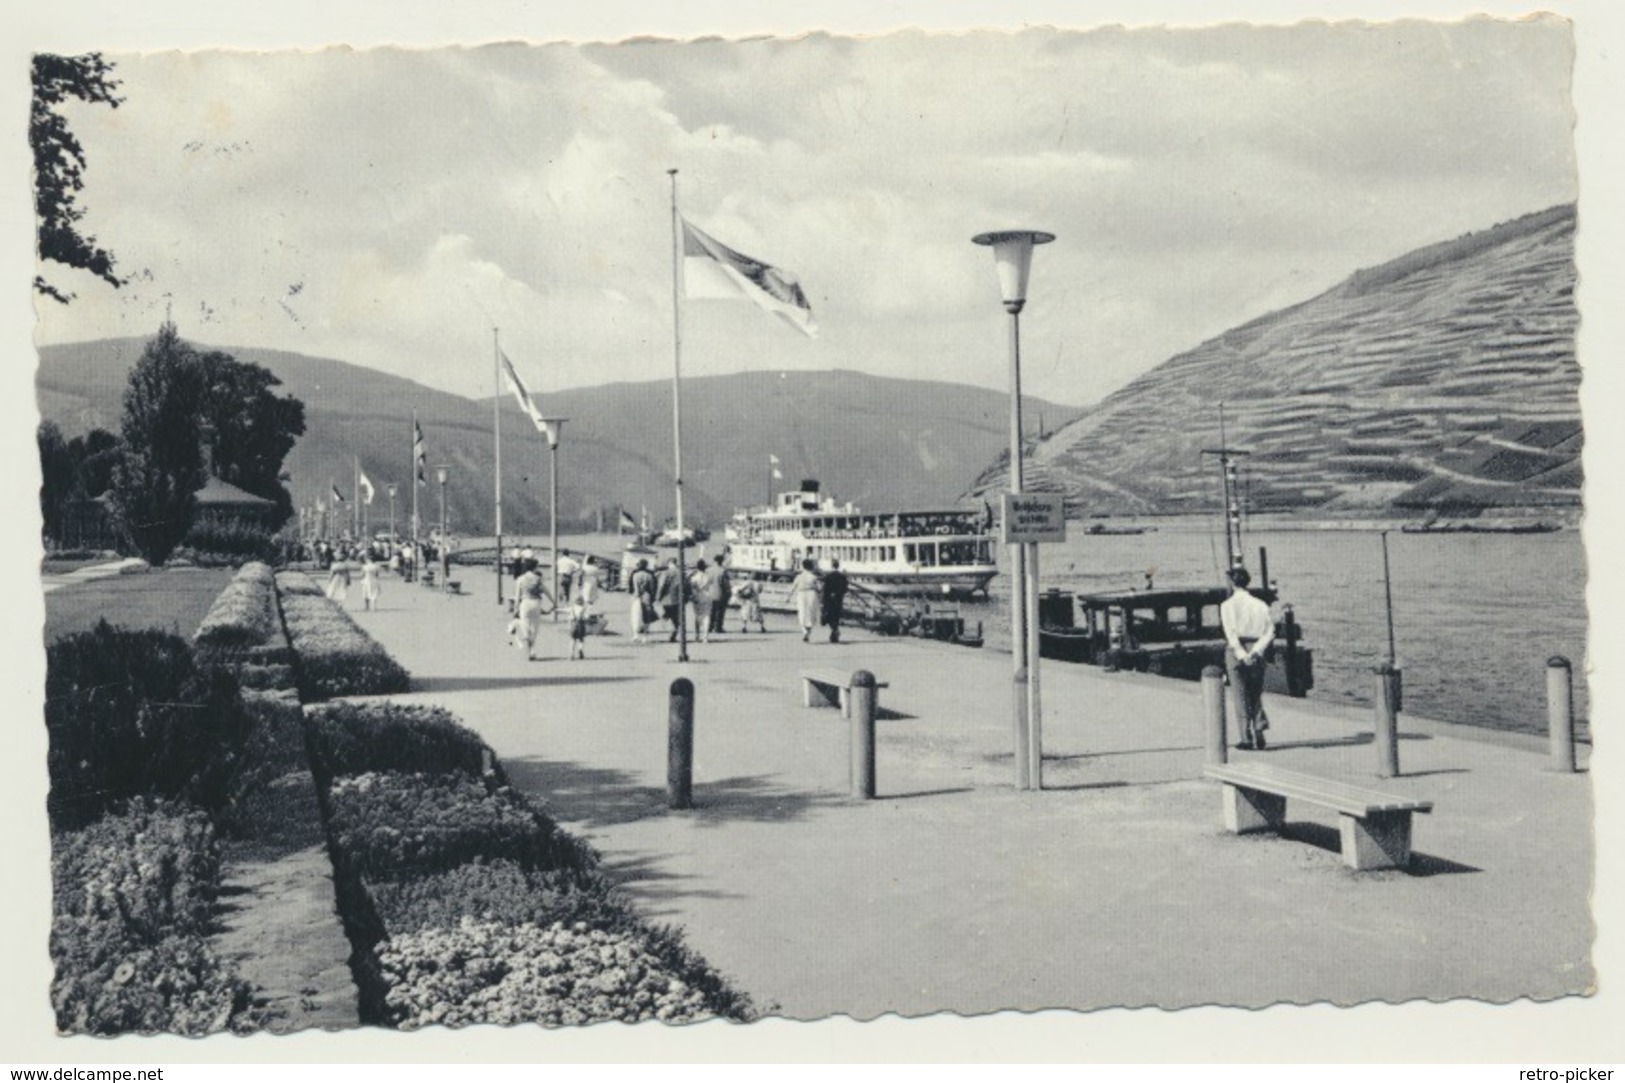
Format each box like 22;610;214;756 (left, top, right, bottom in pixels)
801;669;889;718
1203;762;1433;871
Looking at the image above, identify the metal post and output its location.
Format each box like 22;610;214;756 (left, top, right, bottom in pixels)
850;670;877;799
1202;664;1228;766
438;472;448;592
1380;530;1397;667
667;678;694;810
1007;308;1031;791
549;441;560;619
1025;540;1043;789
1547;655;1576;773
1374;662;1401;778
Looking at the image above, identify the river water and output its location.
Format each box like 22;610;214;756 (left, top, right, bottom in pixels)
483;524;1590;736
974;522;1591;736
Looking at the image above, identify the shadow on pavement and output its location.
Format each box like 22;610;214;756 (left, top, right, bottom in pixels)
412;675;647;693
502;758;841;830
1281;822;1481;876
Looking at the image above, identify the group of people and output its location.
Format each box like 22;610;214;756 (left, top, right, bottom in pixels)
322;545;382;611
507;554;602;661
624;555;747;645
791;558;849;643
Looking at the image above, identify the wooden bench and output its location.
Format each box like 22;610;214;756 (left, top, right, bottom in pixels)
802;669;889;718
1203;762;1433;871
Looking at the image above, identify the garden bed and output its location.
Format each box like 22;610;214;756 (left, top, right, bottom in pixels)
275;571;409;701
304;700;753;1028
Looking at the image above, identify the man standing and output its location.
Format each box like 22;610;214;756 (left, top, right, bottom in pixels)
656;557;686;643
821;559;850;644
1220;567;1276;750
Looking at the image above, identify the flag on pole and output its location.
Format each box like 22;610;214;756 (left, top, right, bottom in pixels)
414;420;427;484
331;483;346;504
358;470;376;505
618;509;637;534
768;453;781;464
772;467;784;480
680;217;816;337
497;348;554;439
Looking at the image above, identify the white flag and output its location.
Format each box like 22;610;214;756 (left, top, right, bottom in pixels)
681;217;816;337
358;470;376;505
499;348;554;437
772;468;784;480
768;453;781;464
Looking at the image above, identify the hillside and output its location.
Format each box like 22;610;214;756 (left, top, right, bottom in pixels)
36;340;1081;535
970;204;1582;520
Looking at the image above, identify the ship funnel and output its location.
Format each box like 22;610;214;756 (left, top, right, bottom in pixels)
801;479;820;493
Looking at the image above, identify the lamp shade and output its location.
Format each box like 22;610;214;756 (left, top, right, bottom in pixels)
435;465;449;485
540;417;567;451
972;230;1056;313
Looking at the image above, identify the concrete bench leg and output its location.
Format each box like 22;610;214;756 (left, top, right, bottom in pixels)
1339;810;1413;871
1222;784;1286;834
804;680;840;709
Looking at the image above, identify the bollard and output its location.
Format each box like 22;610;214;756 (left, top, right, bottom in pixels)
668;678;694;810
850;670;878;799
1373;662;1401;778
1201;665;1228;766
1547;656;1576;773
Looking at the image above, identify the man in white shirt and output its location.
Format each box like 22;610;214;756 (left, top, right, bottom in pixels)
1220;566;1277;750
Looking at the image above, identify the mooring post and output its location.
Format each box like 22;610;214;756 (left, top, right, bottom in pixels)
1202;664;1228;766
1547;655;1576;773
850;669;878;799
668;677;694;810
1374;661;1401;778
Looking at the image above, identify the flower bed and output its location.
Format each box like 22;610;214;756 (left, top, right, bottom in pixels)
275;572;408;700
50;798;253;1035
307;702;750;1026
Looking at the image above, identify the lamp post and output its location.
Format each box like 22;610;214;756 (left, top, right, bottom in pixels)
435;465;450;592
973;228;1055;791
386;483;398;546
539;418;568;616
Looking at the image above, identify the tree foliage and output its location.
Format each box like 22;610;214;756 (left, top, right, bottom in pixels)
32;52;124;304
104;324;307;562
109;324;207;564
196;351;307;529
39;422;123;545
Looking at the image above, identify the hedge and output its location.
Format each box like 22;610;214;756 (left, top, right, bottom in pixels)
275;572;409;700
45;622;257;831
50;798;254;1035
194;561;280;652
303;701;497;790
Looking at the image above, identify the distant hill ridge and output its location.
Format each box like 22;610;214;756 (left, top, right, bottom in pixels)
970;203;1581;520
36;340;1082;535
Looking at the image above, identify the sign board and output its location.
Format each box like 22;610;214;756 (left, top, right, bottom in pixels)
1000;492;1067;544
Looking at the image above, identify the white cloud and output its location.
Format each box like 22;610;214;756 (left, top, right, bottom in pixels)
35;19;1576;408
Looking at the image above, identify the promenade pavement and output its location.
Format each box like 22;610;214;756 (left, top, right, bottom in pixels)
345;575;1594;1019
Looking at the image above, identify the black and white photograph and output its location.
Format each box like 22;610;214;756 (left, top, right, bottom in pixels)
6;0;1624;1068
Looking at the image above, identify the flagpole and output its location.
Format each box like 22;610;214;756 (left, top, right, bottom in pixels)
352;456;361;542
668;167;689;663
494;328;505;606
411;409;420;583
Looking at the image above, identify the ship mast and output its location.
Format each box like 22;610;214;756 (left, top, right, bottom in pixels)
1201;403;1251;573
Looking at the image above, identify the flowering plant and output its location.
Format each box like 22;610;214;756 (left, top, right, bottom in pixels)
277;587;409;700
305;701;492;783
376;918;715;1028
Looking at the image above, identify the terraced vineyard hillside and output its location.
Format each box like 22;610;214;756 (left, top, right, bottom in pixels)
972;204;1581;521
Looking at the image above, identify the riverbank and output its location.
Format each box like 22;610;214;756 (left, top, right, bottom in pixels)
345;574;1594;1018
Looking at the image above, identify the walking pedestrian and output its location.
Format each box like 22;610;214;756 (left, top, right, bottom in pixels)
710;562;733;635
514;560;556;661
628;558;655;644
792;559;822;642
1220;566;1277;750
325;549;352;603
821;558;850;643
656;557;686;643
688;560;718;643
735;578;765;633
360;552;381;611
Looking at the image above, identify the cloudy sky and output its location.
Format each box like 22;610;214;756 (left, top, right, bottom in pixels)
31;17;1577;408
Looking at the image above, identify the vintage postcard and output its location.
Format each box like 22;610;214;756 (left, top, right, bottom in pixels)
6;0;1623;1066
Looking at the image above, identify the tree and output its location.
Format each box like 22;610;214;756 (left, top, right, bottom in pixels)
37;421;75;542
32;53;124;304
195;351;306;529
107;324;207;564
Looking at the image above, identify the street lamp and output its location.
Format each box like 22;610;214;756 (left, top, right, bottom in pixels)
386;483;398;547
538;418;568;617
973;228;1055;791
435;465;450;592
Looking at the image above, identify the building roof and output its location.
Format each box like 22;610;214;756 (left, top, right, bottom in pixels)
194;475;276;508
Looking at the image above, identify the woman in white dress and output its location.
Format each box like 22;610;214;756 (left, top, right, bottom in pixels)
791;559;822;643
